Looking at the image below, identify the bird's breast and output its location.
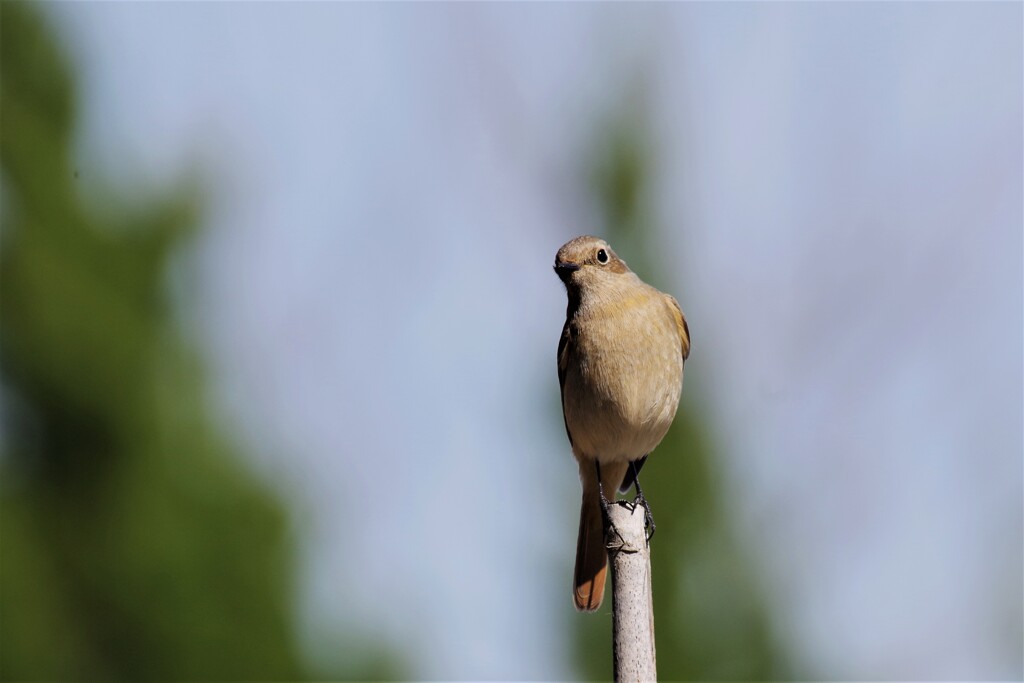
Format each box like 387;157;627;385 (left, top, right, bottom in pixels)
562;289;683;462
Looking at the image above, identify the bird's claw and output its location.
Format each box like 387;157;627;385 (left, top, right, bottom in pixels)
632;492;656;543
597;480;612;524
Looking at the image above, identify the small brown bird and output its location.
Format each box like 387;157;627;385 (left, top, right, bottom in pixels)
554;235;690;611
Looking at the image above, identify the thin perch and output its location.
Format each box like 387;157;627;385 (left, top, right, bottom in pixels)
606;501;657;682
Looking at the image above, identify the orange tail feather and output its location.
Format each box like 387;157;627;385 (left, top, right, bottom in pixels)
574;488;607;611
573;460;628;611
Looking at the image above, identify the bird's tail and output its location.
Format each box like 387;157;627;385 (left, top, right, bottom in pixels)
573;486;607;611
573;460;627;611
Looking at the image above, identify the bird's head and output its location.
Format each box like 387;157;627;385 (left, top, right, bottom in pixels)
553;235;631;293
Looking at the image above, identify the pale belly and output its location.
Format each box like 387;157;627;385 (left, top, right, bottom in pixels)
562;304;683;463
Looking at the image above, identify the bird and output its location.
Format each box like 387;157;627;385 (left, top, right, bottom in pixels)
554;235;689;612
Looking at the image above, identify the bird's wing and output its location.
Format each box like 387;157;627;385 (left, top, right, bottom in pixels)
557;319;574;446
557;319;570;389
665;294;690;361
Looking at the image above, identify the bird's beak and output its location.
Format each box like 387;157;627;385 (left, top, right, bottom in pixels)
554;261;581;284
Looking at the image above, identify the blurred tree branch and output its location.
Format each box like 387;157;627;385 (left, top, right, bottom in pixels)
0;5;311;680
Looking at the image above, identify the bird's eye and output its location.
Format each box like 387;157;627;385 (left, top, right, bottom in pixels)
596;249;609;264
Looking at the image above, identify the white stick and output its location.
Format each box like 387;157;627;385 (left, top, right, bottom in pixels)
606;501;657;682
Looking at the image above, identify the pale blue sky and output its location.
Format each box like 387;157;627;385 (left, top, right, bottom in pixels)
54;3;1021;679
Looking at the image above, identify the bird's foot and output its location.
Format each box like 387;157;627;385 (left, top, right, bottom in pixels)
597;479;612;523
596;474;630;548
632;491;656;543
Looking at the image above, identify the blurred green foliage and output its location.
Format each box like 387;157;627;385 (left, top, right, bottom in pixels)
0;5;314;679
569;89;790;680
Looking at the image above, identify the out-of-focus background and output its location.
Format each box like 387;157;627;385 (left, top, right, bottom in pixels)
1;2;1020;680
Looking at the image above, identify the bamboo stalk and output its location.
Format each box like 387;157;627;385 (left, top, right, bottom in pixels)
606;500;657;682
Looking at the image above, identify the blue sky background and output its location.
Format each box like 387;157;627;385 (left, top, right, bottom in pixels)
51;3;1021;679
